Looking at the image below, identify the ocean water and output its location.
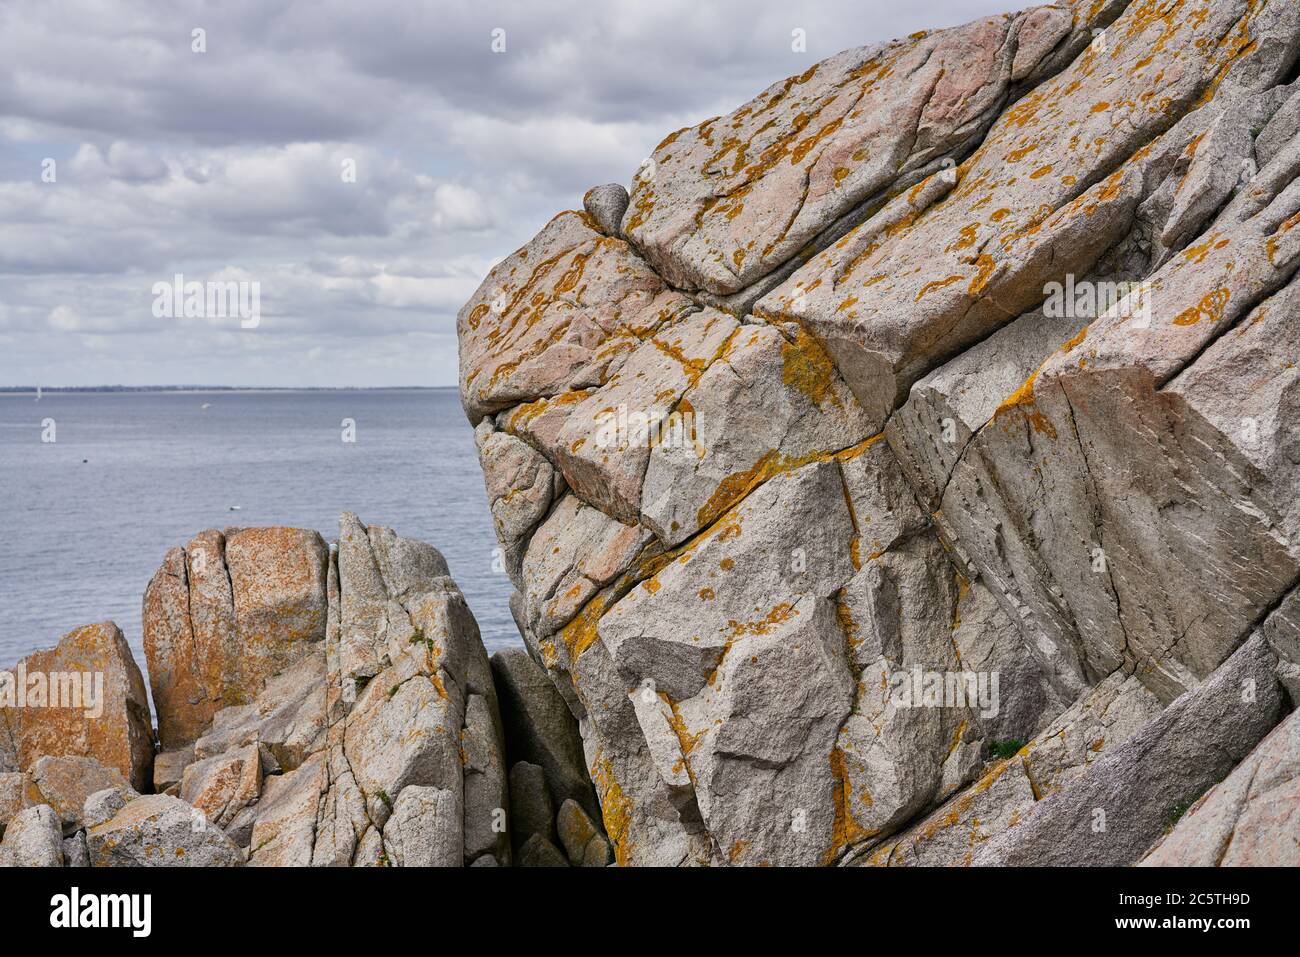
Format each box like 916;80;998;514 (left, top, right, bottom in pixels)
0;389;520;675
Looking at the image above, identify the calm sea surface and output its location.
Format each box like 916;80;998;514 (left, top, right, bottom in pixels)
0;389;519;676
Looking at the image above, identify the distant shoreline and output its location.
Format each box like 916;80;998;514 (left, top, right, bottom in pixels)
0;385;456;395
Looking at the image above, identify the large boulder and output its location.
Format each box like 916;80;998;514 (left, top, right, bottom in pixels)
458;0;1300;866
86;794;241;867
144;527;329;749
0;622;154;791
0;804;64;867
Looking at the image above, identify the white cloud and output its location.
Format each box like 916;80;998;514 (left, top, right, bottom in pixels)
0;0;1013;386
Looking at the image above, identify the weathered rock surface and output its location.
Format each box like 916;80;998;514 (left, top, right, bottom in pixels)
492;647;597;816
26;755;131;832
83;786;137;830
0;804;64;867
144;527;329;749
150;514;510;867
86;793;241;867
460;0;1300;866
973;635;1284;866
0;772;27;831
180;744;263;830
507;760;555;849
583;183;629;238
1141;705;1300;866
1;622;154;792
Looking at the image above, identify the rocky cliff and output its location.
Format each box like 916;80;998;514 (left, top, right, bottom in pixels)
457;0;1300;866
4;0;1300;869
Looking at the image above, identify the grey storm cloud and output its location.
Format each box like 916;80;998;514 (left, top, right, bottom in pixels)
0;0;1013;388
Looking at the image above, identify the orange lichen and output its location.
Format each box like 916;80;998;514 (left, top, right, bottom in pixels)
1172;288;1230;326
726;603;797;638
915;275;964;301
781;322;842;410
590;756;634;866
823;747;878;864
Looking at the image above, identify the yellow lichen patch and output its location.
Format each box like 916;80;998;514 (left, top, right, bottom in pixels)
504;388;593;434
698;587;715;601
430;672;448;700
835;596;861;648
953;223;980;251
590;756;634;866
946;719;969;758
834;433;885;462
465;302;491;331
823;747;878;864
1006;142;1039;163
952;572;969;632
915;274;964;301
1181;232;1223;264
1029;164;1054;180
1172;288;1230;326
539;638;558;669
558;592;609;662
781;322;842;410
993;364;1055;438
968;254;997;297
726;603;797;638
1060;324;1089;354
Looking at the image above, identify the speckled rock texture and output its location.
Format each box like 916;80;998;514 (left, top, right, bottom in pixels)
459;0;1300;866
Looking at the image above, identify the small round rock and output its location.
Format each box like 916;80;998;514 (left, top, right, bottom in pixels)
583;184;630;238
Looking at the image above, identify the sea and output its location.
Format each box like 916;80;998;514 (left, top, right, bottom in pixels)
0;389;520;678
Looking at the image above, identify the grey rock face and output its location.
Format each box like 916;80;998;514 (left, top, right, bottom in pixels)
83;787;138;830
1140;705;1300;867
973;636;1285;866
86;794;241;867
583;183;629;238
508;761;555;849
0;804;64;867
518;832;569;867
382;786;461;867
63;831;89;868
152;747;194;794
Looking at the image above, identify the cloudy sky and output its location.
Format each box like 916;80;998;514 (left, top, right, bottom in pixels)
1;0;1011;387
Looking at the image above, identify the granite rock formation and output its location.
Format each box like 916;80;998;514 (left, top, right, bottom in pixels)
458;0;1300;866
1;515;518;868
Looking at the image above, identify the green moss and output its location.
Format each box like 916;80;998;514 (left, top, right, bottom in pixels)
1167;785;1211;831
988;739;1027;760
